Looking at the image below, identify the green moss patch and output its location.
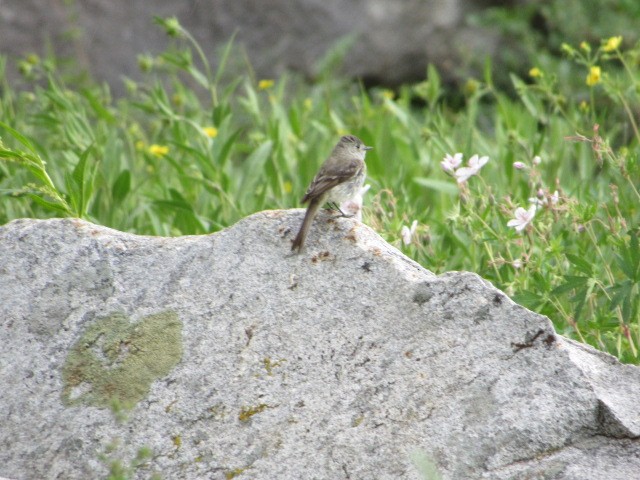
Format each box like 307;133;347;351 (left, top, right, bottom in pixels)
61;311;183;409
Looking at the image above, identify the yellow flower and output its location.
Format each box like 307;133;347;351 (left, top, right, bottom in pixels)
603;36;622;52
303;98;313;110
258;79;274;90
580;41;591;53
283;181;293;194
25;53;40;65
148;144;169;157
380;89;395;100
529;67;543;78
586;66;601;86
463;78;479;96
172;93;184;107
203;126;218;138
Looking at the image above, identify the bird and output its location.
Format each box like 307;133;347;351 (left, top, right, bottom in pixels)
291;135;372;251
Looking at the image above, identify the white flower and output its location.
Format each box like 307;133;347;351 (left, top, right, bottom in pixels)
532;155;542;166
507;205;536;232
468;154;489;170
340;184;371;222
441;153;463;174
401;220;418;245
512;259;523;269
550;190;559;205
513;161;527;170
454;154;489;184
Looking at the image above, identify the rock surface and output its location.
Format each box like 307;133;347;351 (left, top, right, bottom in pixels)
1;212;639;480
1;0;508;92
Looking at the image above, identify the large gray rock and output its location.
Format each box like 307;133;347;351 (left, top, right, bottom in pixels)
1;213;639;479
0;0;506;91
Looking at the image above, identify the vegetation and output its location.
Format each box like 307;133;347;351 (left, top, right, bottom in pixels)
1;14;638;363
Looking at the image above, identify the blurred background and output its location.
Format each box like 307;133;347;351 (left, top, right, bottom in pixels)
2;0;638;94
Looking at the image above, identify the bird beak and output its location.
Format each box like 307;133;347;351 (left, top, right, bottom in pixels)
364;145;373;151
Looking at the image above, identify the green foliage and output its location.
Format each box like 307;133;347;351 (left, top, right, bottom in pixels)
99;439;156;480
1;16;638;363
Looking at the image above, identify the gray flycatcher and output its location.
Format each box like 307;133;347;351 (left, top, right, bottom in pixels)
291;135;372;251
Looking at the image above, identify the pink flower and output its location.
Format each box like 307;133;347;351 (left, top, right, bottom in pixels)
441;153;463;174
455;154;489;183
513;161;527;170
507;205;536;232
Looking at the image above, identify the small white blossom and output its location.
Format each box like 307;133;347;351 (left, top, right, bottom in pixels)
468;154;489;170
512;259;523;269
340;184;371;221
532;155;542;166
454;154;489;183
401;220;418;246
550;190;559;205
441;153;463;174
507;205;536;232
513;161;527;170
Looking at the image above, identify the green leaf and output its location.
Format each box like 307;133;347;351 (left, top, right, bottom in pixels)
238;140;273;205
27;193;70;214
81;88;116;123
552;275;589;296
67;144;95;218
214;31;237;85
414;177;459;195
112;170;131;204
153;189;206;234
609;281;632;309
425;63;442;106
383;100;410;128
214;125;240;169
566;253;594;276
154;195;194;215
616;231;640;282
483;56;494;89
510;73;547;124
0;120;40;156
512;290;546;309
187;65;210;90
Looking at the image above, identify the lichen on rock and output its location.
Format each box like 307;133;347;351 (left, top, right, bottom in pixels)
61;311;183;409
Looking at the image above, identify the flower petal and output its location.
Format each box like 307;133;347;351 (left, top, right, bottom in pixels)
454;167;474;183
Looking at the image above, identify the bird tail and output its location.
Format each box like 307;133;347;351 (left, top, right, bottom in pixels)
291;199;321;252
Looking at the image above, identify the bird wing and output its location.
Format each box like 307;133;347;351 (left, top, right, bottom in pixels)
301;158;363;203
